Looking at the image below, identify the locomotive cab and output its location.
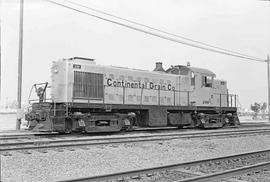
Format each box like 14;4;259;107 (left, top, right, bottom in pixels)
166;64;239;128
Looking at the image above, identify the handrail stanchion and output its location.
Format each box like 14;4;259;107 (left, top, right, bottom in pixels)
158;89;160;106
234;94;237;107
179;91;181;106
66;102;68;117
140;87;143;107
227;93;229;107
103;85;105;105
51;103;54;132
187;91;190;106
44;89;46;101
220;93;222;108
54;101;56;116
123;87;125;104
173;89;175;106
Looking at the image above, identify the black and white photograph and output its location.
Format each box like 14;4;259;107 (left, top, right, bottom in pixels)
0;0;270;181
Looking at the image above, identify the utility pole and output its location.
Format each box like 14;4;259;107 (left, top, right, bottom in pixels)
0;0;2;105
267;55;270;122
16;0;24;130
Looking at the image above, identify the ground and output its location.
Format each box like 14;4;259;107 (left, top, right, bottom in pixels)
1;134;270;181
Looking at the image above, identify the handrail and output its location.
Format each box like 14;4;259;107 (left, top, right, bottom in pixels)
28;82;51;104
29;83;238;108
28;98;53;105
72;85;238;108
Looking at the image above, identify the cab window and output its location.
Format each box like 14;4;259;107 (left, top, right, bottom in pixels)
180;67;189;75
191;72;195;86
202;76;212;87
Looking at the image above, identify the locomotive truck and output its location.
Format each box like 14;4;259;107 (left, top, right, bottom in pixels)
25;57;239;133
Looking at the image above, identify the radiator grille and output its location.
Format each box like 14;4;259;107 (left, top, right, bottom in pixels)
73;71;104;99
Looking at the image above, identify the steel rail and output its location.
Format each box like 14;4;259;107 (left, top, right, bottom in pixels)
57;149;270;182
177;161;270;182
1;128;270;152
0;129;270;151
1;127;270;144
0;132;58;139
0;124;268;139
0;133;59;140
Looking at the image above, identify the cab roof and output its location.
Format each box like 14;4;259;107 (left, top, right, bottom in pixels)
166;65;216;77
187;66;216;77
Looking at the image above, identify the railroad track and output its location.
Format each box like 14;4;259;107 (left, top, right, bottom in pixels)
0;124;268;140
1;128;270;152
0;132;60;140
58;149;270;182
0;123;268;140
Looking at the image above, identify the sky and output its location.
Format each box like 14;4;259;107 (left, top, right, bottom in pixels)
1;0;270;109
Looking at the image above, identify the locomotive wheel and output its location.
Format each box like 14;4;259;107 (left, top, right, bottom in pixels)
122;118;134;131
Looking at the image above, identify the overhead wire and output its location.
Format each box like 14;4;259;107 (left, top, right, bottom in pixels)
62;0;263;61
44;0;266;62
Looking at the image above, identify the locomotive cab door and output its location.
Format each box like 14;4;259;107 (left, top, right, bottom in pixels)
199;75;214;106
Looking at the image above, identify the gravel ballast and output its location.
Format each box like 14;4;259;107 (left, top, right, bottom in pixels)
1;134;270;182
234;169;270;182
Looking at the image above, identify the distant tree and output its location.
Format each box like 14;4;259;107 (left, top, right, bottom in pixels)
251;102;260;113
250;102;268;120
261;102;267;119
250;102;261;119
261;102;267;112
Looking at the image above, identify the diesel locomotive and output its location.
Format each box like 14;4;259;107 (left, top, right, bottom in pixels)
25;57;239;133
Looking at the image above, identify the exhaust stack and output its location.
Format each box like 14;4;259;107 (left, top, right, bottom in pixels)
153;62;165;72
